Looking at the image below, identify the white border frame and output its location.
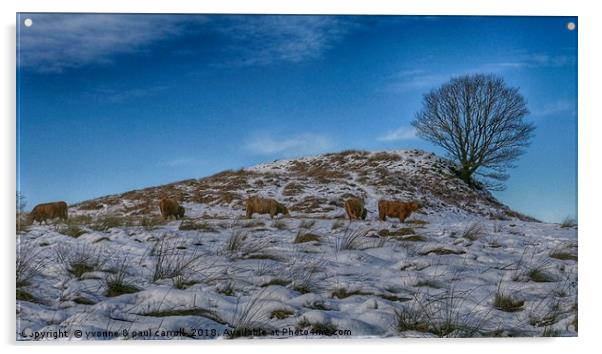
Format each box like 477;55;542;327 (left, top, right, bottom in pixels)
3;1;599;353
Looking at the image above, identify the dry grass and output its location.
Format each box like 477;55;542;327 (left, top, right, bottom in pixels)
16;242;46;288
336;228;369;251
227;289;274;338
144;307;220;319
104;259;139;297
78;201;104;210
560;217;577;228
16;288;36;302
287;255;325;294
368;151;401;162
67;215;94;225
293;230;321;243
305;167;348;182
297;319;339;336
55;244;107;279
493;284;524;312
462;222;485;241
331;220;345;230
241;220;265;228
223;230;272;260
405;219;429;225
140;216;164;229
150;238;203;283
224;231;247;255
217;281;236;296
178;220;218;232
379;227;416;237
272;220;289;230
419;246;466;256
282;182;304;196
330;287;370;299
527;268;557;283
292;196;332;213
270;309;294;319
90;216;128;232
16;213;29;233
260;278;290;287
58;224;86;238
299;220;316;229
394;287;489;337
549;250;577;261
528;296;564;330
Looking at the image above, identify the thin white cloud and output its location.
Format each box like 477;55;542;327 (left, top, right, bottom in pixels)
18;14;357;73
480;53;576;72
378;127;417;142
386;71;449;93
18;14;199;73
245;132;334;157
386;52;576;94
90;85;169;102
216;16;355;66
533;100;577;117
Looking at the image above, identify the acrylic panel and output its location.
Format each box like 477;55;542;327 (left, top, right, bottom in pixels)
16;14;578;340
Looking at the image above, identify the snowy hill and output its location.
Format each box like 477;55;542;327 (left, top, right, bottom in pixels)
70;149;535;222
16;150;577;340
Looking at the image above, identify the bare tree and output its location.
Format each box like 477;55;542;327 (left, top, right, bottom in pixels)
411;74;535;190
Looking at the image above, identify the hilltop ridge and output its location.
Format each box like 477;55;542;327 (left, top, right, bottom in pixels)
72;149;535;222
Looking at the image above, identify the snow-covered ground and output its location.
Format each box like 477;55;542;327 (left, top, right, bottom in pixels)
16;150;577;340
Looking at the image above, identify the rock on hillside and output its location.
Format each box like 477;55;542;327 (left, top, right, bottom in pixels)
72;149;535;221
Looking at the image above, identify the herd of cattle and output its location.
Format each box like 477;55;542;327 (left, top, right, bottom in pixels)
26;197;422;225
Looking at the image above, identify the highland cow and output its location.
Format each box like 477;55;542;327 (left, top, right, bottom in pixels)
159;198;185;220
245;197;289;219
29;201;68;224
344;197;367;220
378;200;420;223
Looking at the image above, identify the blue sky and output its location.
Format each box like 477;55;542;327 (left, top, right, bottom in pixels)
16;14;577;222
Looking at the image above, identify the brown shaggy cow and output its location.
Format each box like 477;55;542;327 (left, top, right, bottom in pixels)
245;197;289;219
159;198;185;220
378;200;420;223
29;201;68;224
344;198;367;220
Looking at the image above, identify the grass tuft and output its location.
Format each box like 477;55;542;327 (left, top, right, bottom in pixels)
336;228;369;251
150;238;203;283
58;224;86;238
179;220;218;232
223;230;272;259
16;242;46;288
104;259;139;297
55;245;107;279
560;217;577;228
527;268;557;283
293;231;321;244
227;289;273;338
16;288;36;302
270;309;294;319
330;287;370;299
90;216;126;232
462;222;485;241
493;284;524;312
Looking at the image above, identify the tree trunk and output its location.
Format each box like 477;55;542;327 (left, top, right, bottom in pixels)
457;166;473;187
